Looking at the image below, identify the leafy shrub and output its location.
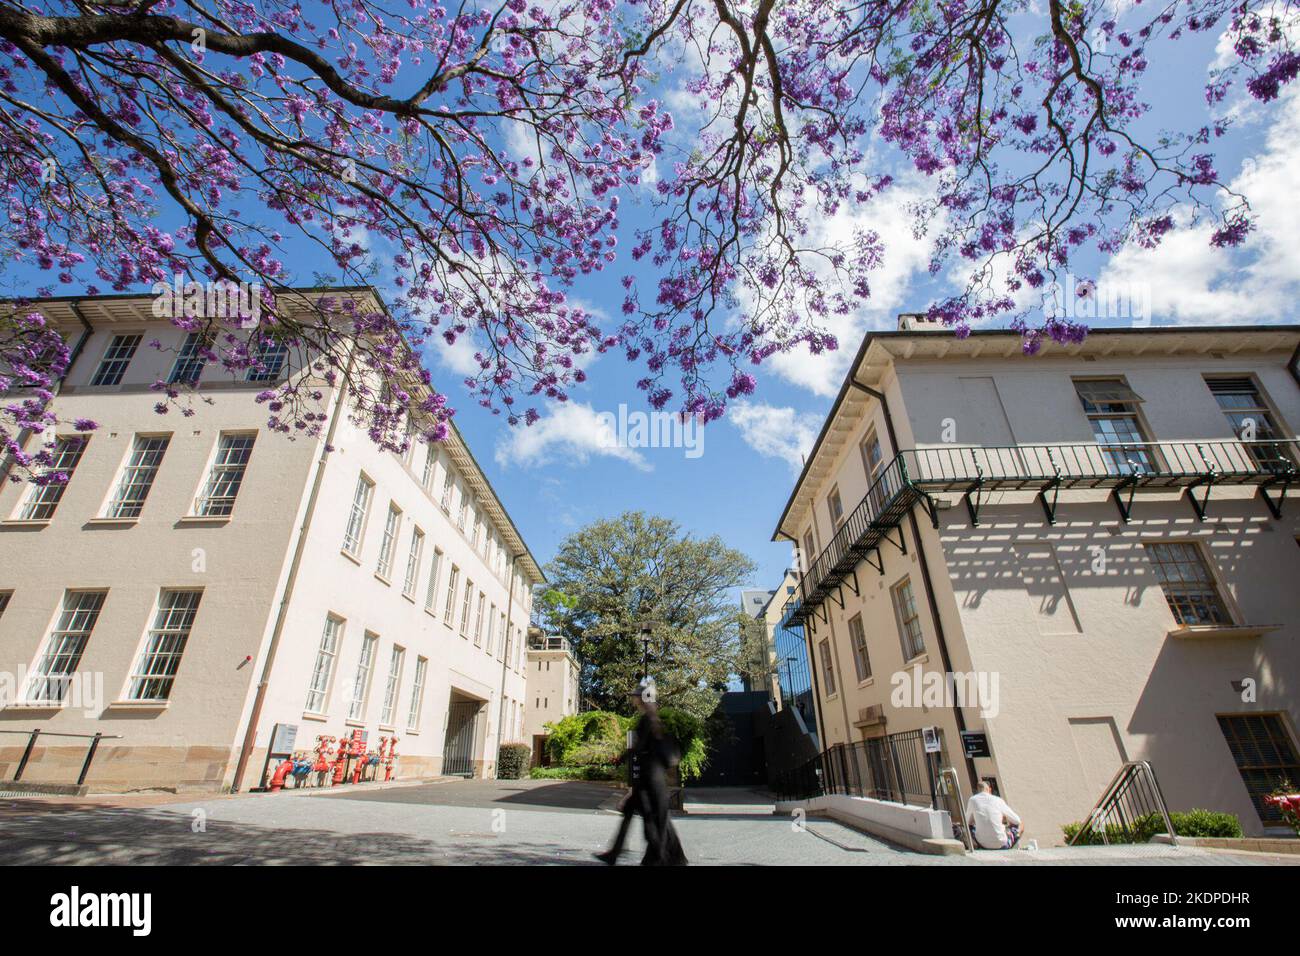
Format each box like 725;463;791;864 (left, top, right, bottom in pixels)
540;708;711;782
496;743;531;780
1168;809;1243;838
1062;809;1243;844
529;764;621;781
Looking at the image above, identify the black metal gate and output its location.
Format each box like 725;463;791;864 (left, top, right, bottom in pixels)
442;699;480;776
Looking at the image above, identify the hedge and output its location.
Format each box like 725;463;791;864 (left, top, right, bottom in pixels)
496;743;531;780
541;707;709;782
1062;809;1243;844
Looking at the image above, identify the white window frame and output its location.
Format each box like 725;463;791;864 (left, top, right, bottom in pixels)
459;578;474;636
305;614;344;714
24;590;106;703
443;565;460;626
424;547;443;613
376;503;401;580
342;472;374;556
90;332;143;387
18;435;89;521
402;526;425;598
407;656;428;732
194;432;255;517
473;592;486;647
379;644;405;727
127;589;202;701
106;434;170;519
347;632;378;721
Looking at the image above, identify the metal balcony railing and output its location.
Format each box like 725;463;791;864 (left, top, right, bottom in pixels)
784;438;1297;626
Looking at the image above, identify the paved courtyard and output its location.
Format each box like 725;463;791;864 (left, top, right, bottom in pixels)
0;780;1295;866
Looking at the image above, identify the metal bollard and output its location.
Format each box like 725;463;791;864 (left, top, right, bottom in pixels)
77;733;104;787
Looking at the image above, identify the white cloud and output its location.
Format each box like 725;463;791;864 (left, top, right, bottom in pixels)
764;174;941;397
494;401;651;471
1096;84;1300;323
728;401;821;475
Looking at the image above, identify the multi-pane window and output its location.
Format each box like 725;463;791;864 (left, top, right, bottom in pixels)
245;338;289;382
168;330;212;385
305;615;343;714
376;503;401;579
1074;379;1155;475
802;529;816;575
827;486;844;529
1217;714;1300;825
19;436;89;520
422;444;437;491
0;591;10;620
847;613;871;682
460;578;474;636
128;590;202;700
379;645;405;726
486;604;497;656
91;333;142;386
25;591;106;703
457;493;469;532
503;623;513;667
1143;542;1231;626
1205;377;1295;472
402;527;424;597
342;473;374;555
407;657;428;731
440;469;454;512
107;435;170;519
862;430;889;511
195;433;255;516
497;612;507;660
892;577;926;660
443;566;460;626
424;548;443;612
818;639;836;696
347;632;378;721
473;593;486;647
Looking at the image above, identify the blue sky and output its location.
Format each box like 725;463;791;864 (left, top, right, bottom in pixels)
9;10;1300;600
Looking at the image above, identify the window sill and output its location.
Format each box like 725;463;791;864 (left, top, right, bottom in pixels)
344;718;367;728
1167;624;1281;640
5;701;66;712
401;592;416;604
176;515;231;526
340;549;362;567
301;711;328;723
85;517;139;527
405;729;420;737
857;677;875;689
374;573;392;587
903;653;930;667
105;699;170;712
0;519;51;529
378;725;396;734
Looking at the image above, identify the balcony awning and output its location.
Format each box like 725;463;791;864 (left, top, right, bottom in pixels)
1074;380;1145;404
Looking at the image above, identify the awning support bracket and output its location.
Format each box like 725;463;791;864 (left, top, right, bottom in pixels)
1111;472;1141;524
1260;470;1292;520
964;468;986;527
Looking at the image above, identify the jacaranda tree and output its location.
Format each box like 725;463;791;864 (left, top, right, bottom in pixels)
1;0;1291;478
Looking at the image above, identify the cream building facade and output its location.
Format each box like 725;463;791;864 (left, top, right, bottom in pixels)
522;630;579;765
775;318;1300;840
0;289;541;791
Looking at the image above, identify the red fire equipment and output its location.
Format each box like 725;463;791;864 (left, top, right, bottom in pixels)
269;757;294;792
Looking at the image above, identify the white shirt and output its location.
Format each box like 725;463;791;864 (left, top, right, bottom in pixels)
965;792;1021;849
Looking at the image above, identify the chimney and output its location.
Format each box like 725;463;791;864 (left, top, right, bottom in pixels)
897;312;944;332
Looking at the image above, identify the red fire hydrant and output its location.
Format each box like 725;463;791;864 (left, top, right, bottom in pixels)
269;757;294;793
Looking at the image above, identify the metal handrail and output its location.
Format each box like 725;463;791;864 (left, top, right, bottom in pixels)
786;437;1297;620
937;767;974;852
0;728;123;788
1069;760;1178;847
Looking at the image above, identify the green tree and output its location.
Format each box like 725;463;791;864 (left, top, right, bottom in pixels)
545;511;755;722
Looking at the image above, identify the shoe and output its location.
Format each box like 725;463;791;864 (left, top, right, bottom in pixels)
594;850;618;866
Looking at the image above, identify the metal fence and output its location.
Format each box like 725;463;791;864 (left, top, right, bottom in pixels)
772;728;942;809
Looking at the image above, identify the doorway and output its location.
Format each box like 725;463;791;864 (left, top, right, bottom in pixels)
443;693;482;777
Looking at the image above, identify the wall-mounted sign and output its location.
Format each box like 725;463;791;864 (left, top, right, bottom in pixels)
921;726;941;753
961;731;991;758
269;723;298;755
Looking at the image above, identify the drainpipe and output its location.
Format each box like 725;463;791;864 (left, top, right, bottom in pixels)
0;301;94;485
230;348;356;792
494;555;520;772
850;380;980;790
776;530;828;751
